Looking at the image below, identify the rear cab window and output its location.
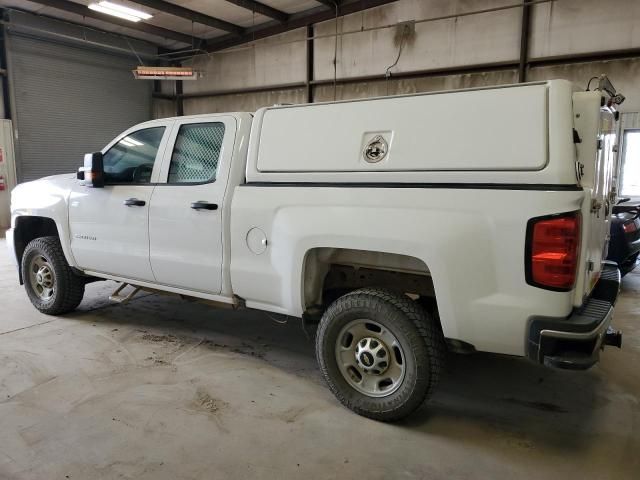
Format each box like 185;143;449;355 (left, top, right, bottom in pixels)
168;122;225;184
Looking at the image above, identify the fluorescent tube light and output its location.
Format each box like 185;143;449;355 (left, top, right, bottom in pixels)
88;4;140;22
88;2;153;22
99;1;153;20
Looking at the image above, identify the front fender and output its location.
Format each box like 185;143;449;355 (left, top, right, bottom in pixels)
10;174;77;267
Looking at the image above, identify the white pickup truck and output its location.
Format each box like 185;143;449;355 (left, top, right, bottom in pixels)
7;78;624;420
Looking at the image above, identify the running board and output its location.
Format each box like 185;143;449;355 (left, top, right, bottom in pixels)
109;283;141;304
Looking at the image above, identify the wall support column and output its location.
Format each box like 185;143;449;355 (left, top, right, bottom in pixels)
518;0;532;82
306;24;314;103
0;10;11;119
175;79;184;116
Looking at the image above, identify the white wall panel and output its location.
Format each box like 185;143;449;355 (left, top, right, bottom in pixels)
530;0;640;58
173;0;640;116
153;98;177;119
314;0;520;81
528;58;640;112
313;69;518;101
183;88;306;115
182;28;307;94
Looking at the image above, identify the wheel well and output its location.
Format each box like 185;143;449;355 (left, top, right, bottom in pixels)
302;247;436;310
13;216;59;283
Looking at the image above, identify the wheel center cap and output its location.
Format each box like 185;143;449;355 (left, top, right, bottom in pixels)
359;351;374;367
35;266;53;288
355;336;390;375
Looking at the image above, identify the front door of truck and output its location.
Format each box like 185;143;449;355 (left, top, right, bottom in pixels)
148;116;236;294
69;122;173;281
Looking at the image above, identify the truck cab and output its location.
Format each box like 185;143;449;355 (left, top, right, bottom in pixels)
37;113;252;300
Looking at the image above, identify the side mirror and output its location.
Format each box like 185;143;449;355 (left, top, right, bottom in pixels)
77;152;104;188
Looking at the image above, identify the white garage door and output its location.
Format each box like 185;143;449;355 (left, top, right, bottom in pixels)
7;34;152;182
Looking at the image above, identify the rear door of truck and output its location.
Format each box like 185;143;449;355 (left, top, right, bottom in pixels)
148;115;237;294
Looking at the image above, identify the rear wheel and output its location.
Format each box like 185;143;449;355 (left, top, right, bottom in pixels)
620;252;639;277
316;288;445;421
21;236;85;315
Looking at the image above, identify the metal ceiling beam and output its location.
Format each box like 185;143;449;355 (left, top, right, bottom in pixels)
4;6;169;50
205;0;398;52
26;0;198;45
3;19;161;59
128;0;244;34
224;0;288;23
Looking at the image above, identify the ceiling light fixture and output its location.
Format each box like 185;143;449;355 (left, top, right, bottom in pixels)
88;1;153;23
132;66;201;80
100;1;152;19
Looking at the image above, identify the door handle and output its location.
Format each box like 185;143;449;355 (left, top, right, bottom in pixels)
123;198;146;207
191;201;218;211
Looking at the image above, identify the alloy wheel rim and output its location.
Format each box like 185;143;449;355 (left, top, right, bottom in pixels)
29;255;55;301
335;319;406;397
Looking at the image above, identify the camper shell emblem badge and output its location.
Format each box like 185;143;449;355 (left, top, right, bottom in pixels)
363;135;388;163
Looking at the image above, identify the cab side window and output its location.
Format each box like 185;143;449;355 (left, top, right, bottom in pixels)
103;127;166;184
168;122;225;184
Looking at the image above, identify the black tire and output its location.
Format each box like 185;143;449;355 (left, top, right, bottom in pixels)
21;236;85;315
316;288;445;421
620;252;639;277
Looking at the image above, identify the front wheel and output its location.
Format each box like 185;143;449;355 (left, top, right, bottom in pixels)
316;288;445;421
21;236;85;315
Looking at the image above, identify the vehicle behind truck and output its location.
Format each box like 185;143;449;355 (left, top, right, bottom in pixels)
7;77;624;420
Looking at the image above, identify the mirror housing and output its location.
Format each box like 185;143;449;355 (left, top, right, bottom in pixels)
77;152;104;188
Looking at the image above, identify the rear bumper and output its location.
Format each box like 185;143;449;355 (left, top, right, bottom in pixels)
527;262;621;370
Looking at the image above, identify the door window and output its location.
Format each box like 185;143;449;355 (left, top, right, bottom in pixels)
103;127;166;184
168;122;225;184
620;130;640;197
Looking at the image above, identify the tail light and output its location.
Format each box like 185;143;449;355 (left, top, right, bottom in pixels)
526;212;581;291
623;220;638;234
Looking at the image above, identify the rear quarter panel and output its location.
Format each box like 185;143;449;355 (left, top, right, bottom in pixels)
230;185;586;356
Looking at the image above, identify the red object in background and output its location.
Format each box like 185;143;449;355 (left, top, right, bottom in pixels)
623;220;638;234
0;175;5;191
0;147;3;163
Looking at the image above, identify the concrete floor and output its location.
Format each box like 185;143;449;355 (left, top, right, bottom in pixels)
0;238;638;480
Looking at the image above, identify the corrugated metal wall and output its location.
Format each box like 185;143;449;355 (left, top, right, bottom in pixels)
7;33;152;182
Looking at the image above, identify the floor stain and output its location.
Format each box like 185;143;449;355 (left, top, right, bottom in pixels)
141;333;181;344
280;405;311;423
194;388;227;415
201;339;267;359
502;397;568;413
